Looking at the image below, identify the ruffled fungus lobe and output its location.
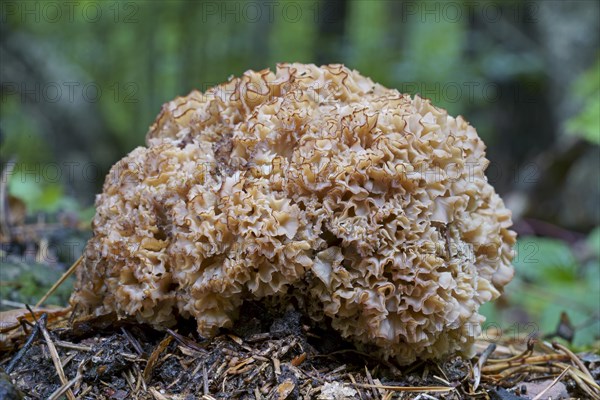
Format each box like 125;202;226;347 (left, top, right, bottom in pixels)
72;64;516;364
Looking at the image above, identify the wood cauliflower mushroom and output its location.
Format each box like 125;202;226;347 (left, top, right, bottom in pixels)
72;63;516;364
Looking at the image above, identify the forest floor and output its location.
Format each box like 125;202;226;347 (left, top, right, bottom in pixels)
1;303;599;400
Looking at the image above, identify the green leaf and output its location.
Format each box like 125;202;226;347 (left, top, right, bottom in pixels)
37;185;64;213
7;173;42;208
0;261;75;307
565;57;600;144
8;174;67;214
487;235;600;348
587;226;600;257
565;96;600;144
514;236;578;282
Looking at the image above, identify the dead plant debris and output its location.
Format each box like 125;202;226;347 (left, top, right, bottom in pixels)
0;304;598;400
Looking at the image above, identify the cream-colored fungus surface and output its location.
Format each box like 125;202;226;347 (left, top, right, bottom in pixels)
72;64;516;364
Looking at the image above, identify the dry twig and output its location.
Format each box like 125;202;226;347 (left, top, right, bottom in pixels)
38;312;77;400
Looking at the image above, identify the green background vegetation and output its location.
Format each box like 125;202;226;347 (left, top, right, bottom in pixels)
1;0;598;350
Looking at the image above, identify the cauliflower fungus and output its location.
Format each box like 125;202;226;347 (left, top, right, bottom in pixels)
72;63;516;364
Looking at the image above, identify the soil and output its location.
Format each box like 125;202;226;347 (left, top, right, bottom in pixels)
1;303;598;400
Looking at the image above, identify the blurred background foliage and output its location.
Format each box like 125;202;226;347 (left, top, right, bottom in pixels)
0;0;599;349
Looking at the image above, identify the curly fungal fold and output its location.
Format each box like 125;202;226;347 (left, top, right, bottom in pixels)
72;63;515;364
